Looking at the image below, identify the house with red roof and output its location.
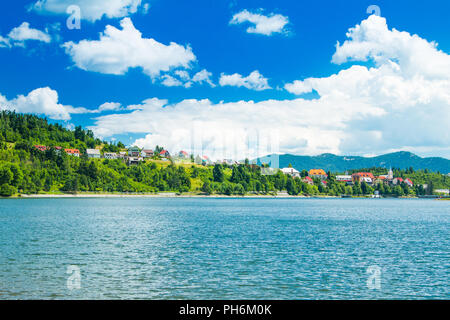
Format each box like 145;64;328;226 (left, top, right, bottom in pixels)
159;150;170;158
178;150;189;159
308;169;328;180
201;155;211;164
302;176;314;185
404;178;413;187
34;145;47;152
352;172;375;184
141;149;154;158
64;148;80;157
195;155;212;165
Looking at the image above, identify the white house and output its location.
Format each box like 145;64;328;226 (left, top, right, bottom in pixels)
104;152;118;159
118;151;127;158
86;149;101;158
336;175;352;182
141;149;154;158
360;177;373;184
128;157;143;165
128;146;141;157
281;167;300;178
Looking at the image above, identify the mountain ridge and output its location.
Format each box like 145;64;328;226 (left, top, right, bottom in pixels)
255;151;450;173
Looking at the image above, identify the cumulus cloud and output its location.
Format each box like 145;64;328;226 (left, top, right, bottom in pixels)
192;69;215;87
174;70;190;81
63;18;196;77
0;88;122;119
284;79;314;95
96;102;122;112
31;0;145;22
332;15;450;79
161;75;184;87
230;9;289;36
0;87;89;120
159;69;215;88
219;70;271;90
88;96;383;160
0;36;9;48
85;15;450;159
284;15;450;156
0;22;51;48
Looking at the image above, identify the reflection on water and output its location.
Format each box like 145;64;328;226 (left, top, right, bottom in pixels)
0;198;448;299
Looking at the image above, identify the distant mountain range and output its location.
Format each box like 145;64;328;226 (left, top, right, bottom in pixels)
254;151;450;173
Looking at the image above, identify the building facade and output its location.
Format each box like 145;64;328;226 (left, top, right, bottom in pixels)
86;149;101;158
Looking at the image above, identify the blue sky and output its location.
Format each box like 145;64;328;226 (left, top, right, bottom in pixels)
1;0;449;159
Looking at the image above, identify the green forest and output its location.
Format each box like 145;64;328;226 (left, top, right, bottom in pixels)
0;111;449;197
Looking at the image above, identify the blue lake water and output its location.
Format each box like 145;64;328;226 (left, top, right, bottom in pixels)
0;198;448;299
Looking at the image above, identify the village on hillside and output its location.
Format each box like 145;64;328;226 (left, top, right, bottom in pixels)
34;144;241;166
29;144;450;197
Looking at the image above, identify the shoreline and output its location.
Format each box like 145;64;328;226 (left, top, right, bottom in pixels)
12;193;308;199
0;193;435;199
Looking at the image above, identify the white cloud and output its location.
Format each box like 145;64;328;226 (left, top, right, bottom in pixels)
0;22;51;48
63;18;196;77
219;70;271;90
141;3;150;14
332;15;450;79
0;88;122;119
31;0;145;22
86;15;450;159
65;122;75;131
284;15;450;156
174;70;190;81
161;75;184;87
88;96;383;160
0;87;89;120
230;9;289;36
97;102;122;112
284;79;314;95
192;69;215;87
8;22;51;43
159;69;215;88
0;36;9;48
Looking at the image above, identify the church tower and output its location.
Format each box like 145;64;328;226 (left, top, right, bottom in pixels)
388;167;393;180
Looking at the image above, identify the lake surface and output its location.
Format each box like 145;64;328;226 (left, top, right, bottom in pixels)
0;198;448;299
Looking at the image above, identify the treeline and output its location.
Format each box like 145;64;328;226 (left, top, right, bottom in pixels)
199;165;319;196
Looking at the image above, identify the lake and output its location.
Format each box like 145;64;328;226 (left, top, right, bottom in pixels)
0;198;448;299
